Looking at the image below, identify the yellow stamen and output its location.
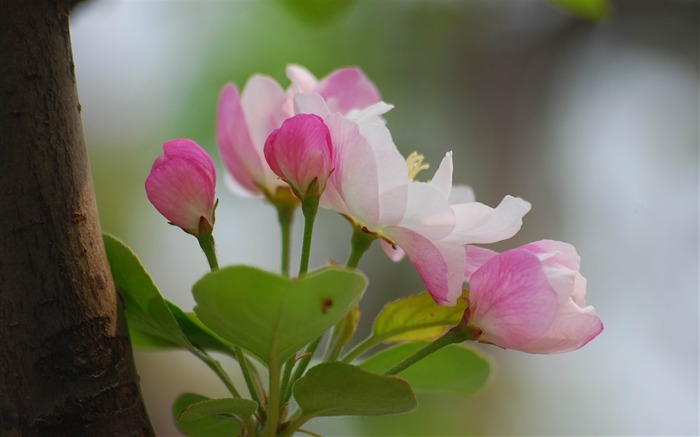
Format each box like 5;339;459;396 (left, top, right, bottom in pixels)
406;151;430;182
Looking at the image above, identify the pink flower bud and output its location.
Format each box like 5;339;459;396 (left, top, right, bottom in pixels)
145;139;217;235
264;114;333;199
463;241;603;354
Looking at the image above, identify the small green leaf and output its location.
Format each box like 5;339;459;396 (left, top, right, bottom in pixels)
359;342;490;396
103;234;189;349
293;362;417;419
372;292;466;343
549;0;611;22
173;393;253;437
179;398;258;422
193;266;367;366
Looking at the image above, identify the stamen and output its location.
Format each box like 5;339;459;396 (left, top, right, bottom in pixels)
406;151;430;181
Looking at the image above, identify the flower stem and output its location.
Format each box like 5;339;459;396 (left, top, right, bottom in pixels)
196;232;219;271
345;225;376;269
384;325;476;376
320;227;376;361
298;195;320;276
275;202;295;277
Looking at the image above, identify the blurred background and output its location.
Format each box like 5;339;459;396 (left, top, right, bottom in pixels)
70;0;698;435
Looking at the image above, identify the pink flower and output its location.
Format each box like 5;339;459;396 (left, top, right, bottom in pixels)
216;65;381;200
295;93;529;306
264;114;333;199
286;64;381;115
145;138;217;235
462;240;603;353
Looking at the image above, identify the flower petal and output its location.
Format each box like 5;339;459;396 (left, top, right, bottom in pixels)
517;297;603;354
387;227;466;306
463;245;497;281
315;67;381;114
146;139;217;232
286;64;318;93
468;249;559;348
216;84;263;195
448;195;531;244
240;75;291;148
430;152;453;200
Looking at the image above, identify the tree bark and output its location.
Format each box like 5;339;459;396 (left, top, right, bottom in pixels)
0;0;154;435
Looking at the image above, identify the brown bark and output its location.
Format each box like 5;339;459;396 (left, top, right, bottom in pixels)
0;0;154;435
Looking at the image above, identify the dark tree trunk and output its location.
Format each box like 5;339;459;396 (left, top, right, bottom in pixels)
0;0;154;435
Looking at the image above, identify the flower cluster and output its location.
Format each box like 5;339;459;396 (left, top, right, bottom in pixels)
146;64;602;355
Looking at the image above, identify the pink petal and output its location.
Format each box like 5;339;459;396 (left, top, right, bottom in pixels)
216;84;263;195
315;67;381;114
522;239;581;271
380;239;405;262
429;152;453;200
398;182;455;241
463;245;497;280
321;112;380;227
293;92;331;118
146;139;216;232
516;299;603;354
240;75;291;148
448;195;531;244
387;227;466;306
468;249;559;348
264;114;333;196
286;64;318;93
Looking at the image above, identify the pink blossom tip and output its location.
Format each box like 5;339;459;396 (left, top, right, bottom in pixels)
145;138;217;234
264;114;333;199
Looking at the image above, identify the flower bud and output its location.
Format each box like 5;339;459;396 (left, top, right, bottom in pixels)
264;114;333;199
145;138;217;235
463;241;603;354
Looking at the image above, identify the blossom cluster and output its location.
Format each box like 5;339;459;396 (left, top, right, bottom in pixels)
145;65;602;354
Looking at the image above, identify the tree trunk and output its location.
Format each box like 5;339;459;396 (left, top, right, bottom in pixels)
0;0;154;435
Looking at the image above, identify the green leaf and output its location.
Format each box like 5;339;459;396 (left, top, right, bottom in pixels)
103;234;190;349
549;0;611;22
173;393;254;437
359;342;490;396
167;303;234;353
179;398;258;422
193;266;367;366
293;362;417;419
372;292;467;343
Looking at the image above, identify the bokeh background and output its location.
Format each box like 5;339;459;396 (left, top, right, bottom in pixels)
70;0;699;435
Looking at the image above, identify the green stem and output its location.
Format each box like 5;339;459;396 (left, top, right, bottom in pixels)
322;308;354;362
261;357;282;437
340;336;382;363
275;202;295;277
345;225;376;269
196;232;219;271
234;346;262;405
283;336;322;405
298;195;320;276
278;354;295;411
319;226;376;361
384;325;476;376
279;414;314;437
197;351;242;398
